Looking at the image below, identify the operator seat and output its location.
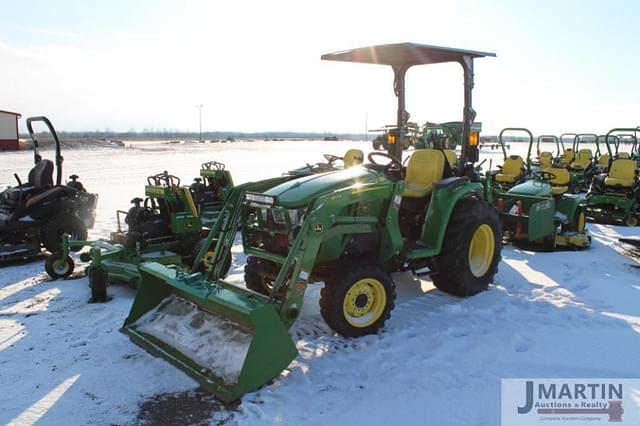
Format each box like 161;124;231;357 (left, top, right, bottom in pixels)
570;149;593;170
1;159;54;206
402;149;446;198
495;155;525;184
597;153;610;168
343;149;364;168
559;148;575;166
538;152;553;169
443;150;457;168
544;167;570;195
604;159;636;188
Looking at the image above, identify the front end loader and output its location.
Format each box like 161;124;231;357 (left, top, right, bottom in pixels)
122;43;502;402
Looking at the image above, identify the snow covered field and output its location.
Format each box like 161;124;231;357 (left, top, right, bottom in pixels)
1;140;639;425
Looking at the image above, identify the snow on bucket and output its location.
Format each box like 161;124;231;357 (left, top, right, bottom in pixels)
122;262;298;402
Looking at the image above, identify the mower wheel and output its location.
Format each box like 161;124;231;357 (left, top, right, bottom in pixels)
42;214;87;253
89;267;108;303
190;238;231;277
432;198;502;296
625;216;638;227
320;265;396;337
45;252;75;279
244;256;279;296
563;208;587;233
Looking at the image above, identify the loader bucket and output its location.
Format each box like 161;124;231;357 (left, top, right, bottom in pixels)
122;262;298;403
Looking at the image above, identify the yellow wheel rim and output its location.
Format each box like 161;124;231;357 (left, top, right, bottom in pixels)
626;216;638;227
342;278;387;328
468;224;495;278
203;250;215;268
578;211;586;232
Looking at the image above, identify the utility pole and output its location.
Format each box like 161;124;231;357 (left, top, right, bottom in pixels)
196;104;204;143
365;112;368;141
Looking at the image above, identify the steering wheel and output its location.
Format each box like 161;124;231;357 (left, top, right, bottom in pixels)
531;170;556;181
367;152;403;173
323;154;341;164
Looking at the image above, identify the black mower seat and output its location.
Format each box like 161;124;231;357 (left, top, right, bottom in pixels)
28;159;54;188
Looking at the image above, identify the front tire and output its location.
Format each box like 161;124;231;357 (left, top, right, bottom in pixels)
45;252;75;279
432;198;502;296
320;265;396;337
244;256;279;296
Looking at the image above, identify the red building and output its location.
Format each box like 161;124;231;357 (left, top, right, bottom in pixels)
0;110;22;150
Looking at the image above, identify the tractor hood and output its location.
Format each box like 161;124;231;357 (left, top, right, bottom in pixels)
508;179;552;198
264;167;383;208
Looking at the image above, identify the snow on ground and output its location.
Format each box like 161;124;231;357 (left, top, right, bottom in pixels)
0;141;639;425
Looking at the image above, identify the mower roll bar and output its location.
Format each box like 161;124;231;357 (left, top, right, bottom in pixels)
537;135;560;156
574;133;598;152
559;133;577;152
498;128;533;167
26;116;63;186
604;128;640;159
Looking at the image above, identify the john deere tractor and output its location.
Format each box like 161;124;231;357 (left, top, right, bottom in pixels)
485;128;590;251
121;43;503;402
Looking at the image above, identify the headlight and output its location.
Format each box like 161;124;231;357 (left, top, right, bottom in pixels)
246;192;276;205
288;208;306;226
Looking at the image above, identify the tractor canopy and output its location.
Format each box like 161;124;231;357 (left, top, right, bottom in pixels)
322;43;496;168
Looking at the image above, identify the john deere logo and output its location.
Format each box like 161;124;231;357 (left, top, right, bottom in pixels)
186;221;193;228
314;224;323;233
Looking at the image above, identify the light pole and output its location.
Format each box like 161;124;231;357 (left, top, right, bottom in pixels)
196;104;203;143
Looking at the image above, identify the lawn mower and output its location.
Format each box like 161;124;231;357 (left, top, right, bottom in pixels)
0;116;97;264
594;135;616;174
485;127;590;251
490;127;530;190
586;128;640;226
557;133;577;166
121;42;502;402
566;133;597;193
531;135;560;171
190;161;234;226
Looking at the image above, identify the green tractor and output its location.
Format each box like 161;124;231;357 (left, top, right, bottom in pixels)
190;161;234;226
121;43;503;402
586;128;640;226
485;128;590;251
371;122;420;150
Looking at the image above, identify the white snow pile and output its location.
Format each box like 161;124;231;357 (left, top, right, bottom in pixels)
134;294;252;385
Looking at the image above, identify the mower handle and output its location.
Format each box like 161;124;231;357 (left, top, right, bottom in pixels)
26;116;63;186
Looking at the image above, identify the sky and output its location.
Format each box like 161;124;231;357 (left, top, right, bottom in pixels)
0;0;638;135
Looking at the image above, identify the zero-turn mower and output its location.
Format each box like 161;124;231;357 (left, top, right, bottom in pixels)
0;116;97;264
485;127;590;251
121;43;503;402
586;128;640;226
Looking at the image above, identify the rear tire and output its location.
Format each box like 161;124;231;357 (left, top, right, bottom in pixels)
45;252;74;279
42;214;87;253
432;198;502;297
320;265;396;337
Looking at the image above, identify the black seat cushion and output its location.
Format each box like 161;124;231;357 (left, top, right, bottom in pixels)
28;160;54;188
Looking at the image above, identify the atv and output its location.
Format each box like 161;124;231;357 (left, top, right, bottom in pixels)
0;116;97;264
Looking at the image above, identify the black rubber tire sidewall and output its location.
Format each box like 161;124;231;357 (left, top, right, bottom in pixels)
244;256;279;296
89;266;108;302
45;252;75;279
432;198;502;297
42;214;88;253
